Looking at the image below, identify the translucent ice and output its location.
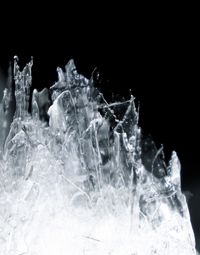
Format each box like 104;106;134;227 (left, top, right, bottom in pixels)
0;57;196;254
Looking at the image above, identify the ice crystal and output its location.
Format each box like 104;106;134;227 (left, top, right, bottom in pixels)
0;57;196;254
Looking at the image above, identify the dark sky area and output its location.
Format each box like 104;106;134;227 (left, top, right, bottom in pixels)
0;5;199;250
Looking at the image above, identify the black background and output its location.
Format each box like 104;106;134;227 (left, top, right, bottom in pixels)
0;4;199;250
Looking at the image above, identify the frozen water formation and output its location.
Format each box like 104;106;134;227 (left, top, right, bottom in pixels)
0;57;196;254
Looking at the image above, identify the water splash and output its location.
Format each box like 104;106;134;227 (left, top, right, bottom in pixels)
0;57;196;254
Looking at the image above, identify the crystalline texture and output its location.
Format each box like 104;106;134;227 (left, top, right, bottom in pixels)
0;57;196;254
13;56;33;118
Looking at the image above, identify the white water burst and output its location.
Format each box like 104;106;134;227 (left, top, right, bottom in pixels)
0;57;196;254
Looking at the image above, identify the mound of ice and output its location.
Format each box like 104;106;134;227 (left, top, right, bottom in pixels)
0;57;196;254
